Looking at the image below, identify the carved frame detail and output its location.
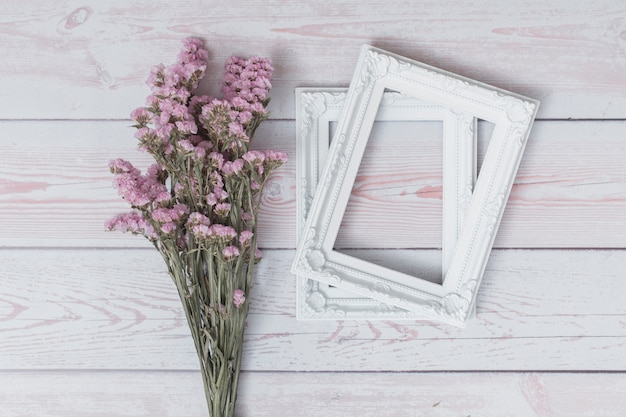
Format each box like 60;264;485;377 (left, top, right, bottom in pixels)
295;88;477;320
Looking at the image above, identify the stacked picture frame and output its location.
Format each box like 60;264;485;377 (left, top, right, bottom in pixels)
292;45;539;327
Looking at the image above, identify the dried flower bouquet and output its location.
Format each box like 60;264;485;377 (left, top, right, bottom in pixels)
106;38;286;417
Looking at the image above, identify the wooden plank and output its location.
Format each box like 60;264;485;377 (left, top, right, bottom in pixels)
1;1;626;119
1;2;625;415
0;120;296;249
1;248;625;371
1;120;625;248
1;370;626;417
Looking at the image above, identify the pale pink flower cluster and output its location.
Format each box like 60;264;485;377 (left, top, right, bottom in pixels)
214;202;231;217
109;159;169;209
233;288;246;308
107;38;286;322
221;56;273;107
185;212;212;239
212;224;238;240
133;43;274;162
152;204;190;223
131;38;210;157
222;159;244;176
238;230;254;247
147;37;207;102
151;204;190;235
243;149;289;177
105;211;157;240
185;212;241;251
222;245;240;260
198;99;250;152
263;149;289;168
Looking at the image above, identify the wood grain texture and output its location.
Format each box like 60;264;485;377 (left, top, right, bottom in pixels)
1;1;626;119
2;2;626;415
1;371;626;417
1;248;625;371
1;120;624;249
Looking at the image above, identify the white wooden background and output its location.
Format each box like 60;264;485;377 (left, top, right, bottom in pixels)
1;1;626;416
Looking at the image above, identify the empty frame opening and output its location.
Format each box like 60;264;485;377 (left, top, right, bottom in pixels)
477;119;495;175
331;107;445;284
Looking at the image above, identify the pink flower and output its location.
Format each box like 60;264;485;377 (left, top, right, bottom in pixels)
147;163;165;179
233;289;246;308
161;222;177;234
152;204;189;223
145;38;209;103
187;212;211;227
221;159;244;176
176;119;198;135
221;55;273;105
109;159;140;176
146;64;165;88
214;202;231;217
236;110;252;125
178;37;209;64
178;139;195;152
152;208;174;223
155;191;171;204
145;94;158;110
222;245;240;260
239;230;254;247
134;127;151;141
191;224;212;239
242;151;266;175
213;187;228;201
230;96;248;110
193;147;206;160
211;224;237;240
209;171;224;189
208;152;224;169
187;212;212;239
110;161;168;209
206;193;218;206
131;107;151;126
173;203;190;217
249;102;264;113
264;150;288;166
242;150;265;165
106;211;157;240
228;121;245;138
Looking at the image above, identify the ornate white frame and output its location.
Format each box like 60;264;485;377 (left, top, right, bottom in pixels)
295;88;477;319
291;45;539;327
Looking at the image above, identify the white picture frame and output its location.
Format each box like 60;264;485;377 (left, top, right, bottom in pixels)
295;88;477;319
291;45;539;327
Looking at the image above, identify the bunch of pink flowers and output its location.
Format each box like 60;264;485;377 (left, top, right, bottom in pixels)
107;36;286;275
106;38;286;417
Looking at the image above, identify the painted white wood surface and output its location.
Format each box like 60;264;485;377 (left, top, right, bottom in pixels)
2;0;626;119
1;120;625;249
2;371;626;417
1;248;625;371
1;1;626;416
